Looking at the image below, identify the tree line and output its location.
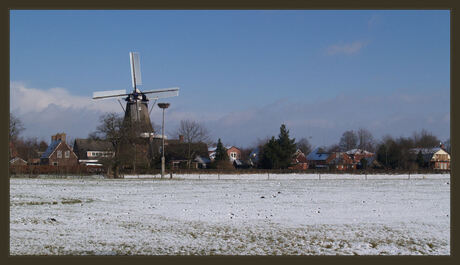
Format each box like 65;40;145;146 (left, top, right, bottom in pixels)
10;112;450;174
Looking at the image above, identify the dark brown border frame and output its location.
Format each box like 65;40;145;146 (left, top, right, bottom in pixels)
1;1;458;264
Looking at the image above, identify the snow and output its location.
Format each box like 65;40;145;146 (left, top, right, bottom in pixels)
10;174;450;255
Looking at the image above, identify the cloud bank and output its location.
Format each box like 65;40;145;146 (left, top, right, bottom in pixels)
10;82;450;148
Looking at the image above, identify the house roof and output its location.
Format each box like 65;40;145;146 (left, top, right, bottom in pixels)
166;142;209;161
208;145;234;152
345;149;374;155
410;147;443;155
74;139;114;152
74;139;114;159
10;157;27;164
306;147;330;161
195;155;211;164
41;140;61;159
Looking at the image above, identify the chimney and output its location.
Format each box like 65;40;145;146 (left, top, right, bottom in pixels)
179;135;184;143
51;133;66;143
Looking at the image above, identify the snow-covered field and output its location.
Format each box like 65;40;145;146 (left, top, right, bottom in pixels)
10;174;450;255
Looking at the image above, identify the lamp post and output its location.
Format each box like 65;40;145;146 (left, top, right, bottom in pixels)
158;103;170;178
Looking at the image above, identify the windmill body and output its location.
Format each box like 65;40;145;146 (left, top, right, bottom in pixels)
92;52;179;137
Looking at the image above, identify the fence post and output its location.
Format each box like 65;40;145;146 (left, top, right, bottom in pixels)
267;171;270;180
319;173;321;180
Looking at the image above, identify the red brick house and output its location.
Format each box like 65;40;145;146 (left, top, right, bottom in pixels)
326;152;355;170
345;149;375;164
289;149;309;170
208;145;241;162
40;133;78;166
9;157;27;166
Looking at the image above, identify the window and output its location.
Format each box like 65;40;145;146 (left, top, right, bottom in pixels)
230;152;237;159
65;150;70;158
53;162;58;166
57;150;62;158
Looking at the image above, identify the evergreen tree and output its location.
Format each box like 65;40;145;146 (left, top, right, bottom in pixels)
416;151;425;168
259;137;280;169
210;138;233;170
258;124;296;169
214;138;228;161
360;158;368;170
277;124;296;169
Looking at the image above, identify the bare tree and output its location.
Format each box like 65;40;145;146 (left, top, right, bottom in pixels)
174;119;211;168
357;128;375;152
412;129;440;148
9;113;24;142
327;143;340;153
339;130;358;151
90;113;141;177
296;137;312;155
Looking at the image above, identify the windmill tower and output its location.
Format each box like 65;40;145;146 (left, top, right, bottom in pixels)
92;52;179;137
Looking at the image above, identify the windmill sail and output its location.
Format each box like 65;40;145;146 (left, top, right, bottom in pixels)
142;87;180;99
130;52;142;88
92;89;128;100
92;52;179;137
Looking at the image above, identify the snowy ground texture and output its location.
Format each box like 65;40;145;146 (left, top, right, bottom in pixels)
10;174;450;255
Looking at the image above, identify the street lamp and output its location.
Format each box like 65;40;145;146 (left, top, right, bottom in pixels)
158;103;170;178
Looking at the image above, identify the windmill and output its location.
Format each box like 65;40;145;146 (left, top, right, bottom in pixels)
92;52;179;138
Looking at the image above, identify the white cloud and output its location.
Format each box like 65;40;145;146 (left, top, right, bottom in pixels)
9;82;222;141
9;82;450;148
326;41;368;55
10;81;121;115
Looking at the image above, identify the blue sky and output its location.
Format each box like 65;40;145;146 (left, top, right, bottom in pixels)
10;10;450;148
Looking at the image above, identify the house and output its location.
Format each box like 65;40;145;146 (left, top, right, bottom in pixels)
326;152;355;170
73;139;115;166
208;145;241;162
410;146;450;170
166;137;210;169
345;149;374;164
288;149;309;170
195;155;211;169
9;157;27;166
306;147;330;169
40;133;78;166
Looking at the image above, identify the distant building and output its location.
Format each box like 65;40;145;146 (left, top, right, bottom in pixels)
73;139;115;166
289;149;309;170
410;147;450;170
40;133;78;166
306;147;330;169
345;149;374;164
326;152;355;170
166;136;210;169
208;145;241;162
9;157;27;166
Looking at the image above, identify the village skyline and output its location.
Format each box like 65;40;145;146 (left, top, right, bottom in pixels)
10;10;450;147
